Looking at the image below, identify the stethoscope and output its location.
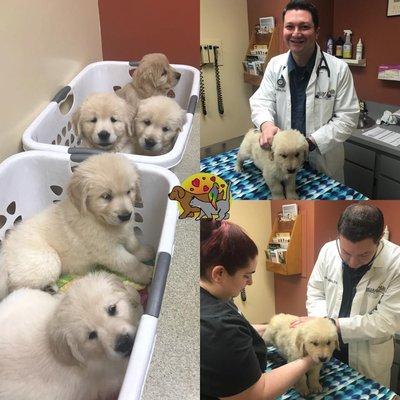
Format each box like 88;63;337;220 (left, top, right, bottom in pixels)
276;49;334;99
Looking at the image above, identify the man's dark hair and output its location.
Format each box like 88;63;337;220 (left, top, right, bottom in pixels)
337;204;384;244
283;0;319;28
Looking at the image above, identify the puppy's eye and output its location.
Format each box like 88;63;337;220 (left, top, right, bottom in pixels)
295;153;300;157
162;69;167;76
281;154;287;159
312;341;319;346
88;331;98;340
107;304;117;316
111;116;117;123
127;189;131;195
101;193;112;201
143;119;151;126
162;126;170;132
90;117;97;123
327;341;331;345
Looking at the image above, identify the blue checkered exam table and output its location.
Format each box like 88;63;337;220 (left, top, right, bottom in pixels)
267;346;397;399
200;148;367;200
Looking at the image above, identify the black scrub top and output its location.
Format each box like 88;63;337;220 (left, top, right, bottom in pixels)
200;287;267;400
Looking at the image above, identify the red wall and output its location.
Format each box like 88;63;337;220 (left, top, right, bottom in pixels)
271;201;399;316
333;0;400;105
98;0;199;68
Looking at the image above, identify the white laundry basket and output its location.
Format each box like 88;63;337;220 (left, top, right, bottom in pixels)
0;150;179;399
22;61;200;169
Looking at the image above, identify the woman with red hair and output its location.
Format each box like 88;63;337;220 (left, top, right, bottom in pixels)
200;220;315;400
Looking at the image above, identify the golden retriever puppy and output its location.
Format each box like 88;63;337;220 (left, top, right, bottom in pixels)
0;153;154;300
71;93;136;153
263;313;339;397
235;129;308;199
133;96;186;155
117;53;181;110
0;271;143;400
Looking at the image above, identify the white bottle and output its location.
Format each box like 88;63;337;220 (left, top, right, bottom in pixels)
383;225;390;241
343;30;353;59
356;38;363;60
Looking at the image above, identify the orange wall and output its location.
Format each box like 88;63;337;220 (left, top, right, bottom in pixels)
333;0;400;105
272;201;400;316
98;0;199;67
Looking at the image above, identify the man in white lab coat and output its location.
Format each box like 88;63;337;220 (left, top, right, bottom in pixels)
299;204;400;387
250;0;359;183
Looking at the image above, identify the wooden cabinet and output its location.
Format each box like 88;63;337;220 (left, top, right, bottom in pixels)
266;214;301;275
243;27;280;86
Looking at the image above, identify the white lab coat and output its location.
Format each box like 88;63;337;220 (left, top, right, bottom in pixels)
307;239;400;387
250;45;360;183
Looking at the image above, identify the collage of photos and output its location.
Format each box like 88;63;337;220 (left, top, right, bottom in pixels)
1;0;400;400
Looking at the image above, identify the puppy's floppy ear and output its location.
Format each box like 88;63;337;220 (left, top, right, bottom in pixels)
68;166;89;213
71;106;82;137
295;330;307;357
48;309;86;365
335;338;340;351
123;101;138;137
176;108;187;132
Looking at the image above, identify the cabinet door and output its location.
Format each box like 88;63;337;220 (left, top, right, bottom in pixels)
376;175;400;199
344;141;376;170
344;161;374;198
377;154;400;183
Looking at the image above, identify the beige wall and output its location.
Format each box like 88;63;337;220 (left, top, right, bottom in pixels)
230;201;275;324
200;0;253;148
0;1;103;162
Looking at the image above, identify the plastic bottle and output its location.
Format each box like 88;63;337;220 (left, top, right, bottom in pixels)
326;36;334;55
383;225;390;241
335;36;344;58
356;38;363;60
343;30;353;59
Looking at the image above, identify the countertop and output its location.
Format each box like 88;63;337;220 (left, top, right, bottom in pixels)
348;101;400;158
141;112;200;400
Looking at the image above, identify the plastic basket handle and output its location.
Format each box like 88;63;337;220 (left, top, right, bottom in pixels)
52;86;71;103
187;95;198;115
145;252;171;318
128;61;140;67
68;148;105;163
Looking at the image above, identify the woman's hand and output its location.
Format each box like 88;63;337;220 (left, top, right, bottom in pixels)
290;316;318;329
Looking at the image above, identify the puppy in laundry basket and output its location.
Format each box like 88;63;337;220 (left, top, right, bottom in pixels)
71;92;137;153
0;153;154;300
235;129;308;199
116;53;181;110
133;95;186;156
0;271;143;400
263;313;339;397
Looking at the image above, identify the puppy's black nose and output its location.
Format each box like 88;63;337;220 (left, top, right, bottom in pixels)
118;212;132;222
175;71;181;80
98;130;110;141
144;138;156;148
287;168;296;174
114;334;134;356
319;356;328;363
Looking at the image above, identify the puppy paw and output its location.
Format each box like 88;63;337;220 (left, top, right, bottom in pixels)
135;264;154;285
309;382;323;394
136;244;156;262
296;386;310;398
234;163;243;173
285;191;299;200
42;283;59;295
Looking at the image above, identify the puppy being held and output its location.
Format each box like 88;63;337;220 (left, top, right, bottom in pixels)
134;96;186;156
117;53;181;110
0;271;142;400
72;92;136;153
236;129;308;199
263;313;339;397
0;153;154;300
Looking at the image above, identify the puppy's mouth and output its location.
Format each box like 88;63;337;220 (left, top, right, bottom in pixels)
286;168;297;174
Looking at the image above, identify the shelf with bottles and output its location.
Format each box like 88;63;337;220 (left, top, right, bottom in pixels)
243;26;280;86
265;213;301;276
343;58;366;67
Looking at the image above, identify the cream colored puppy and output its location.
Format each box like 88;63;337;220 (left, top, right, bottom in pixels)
72;93;136;153
0;153;154;300
117;53;181;110
134;96;186;155
235;129;308;199
0;271;143;400
263;313;339;397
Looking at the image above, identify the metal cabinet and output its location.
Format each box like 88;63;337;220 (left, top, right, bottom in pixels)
391;335;400;394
